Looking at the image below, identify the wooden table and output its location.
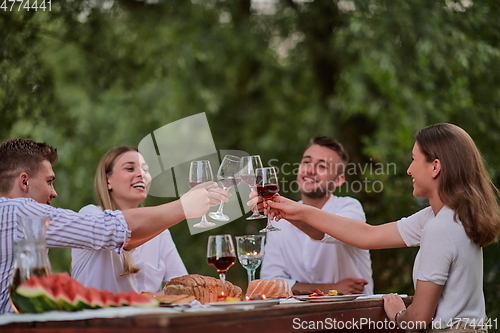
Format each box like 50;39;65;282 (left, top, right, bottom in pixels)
2;298;413;333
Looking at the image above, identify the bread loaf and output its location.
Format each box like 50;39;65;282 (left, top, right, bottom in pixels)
163;274;242;304
245;279;293;299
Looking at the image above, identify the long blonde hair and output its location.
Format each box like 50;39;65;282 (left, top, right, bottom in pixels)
416;123;500;246
95;146;141;275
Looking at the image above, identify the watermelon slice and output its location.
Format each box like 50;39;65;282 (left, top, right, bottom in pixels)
126;291;159;308
52;275;77;311
86;287;105;309
100;290;119;308
13;276;59;313
71;278;93;310
13;273;159;313
116;292;129;307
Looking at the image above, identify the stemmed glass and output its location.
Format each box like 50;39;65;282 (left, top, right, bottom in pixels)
207;234;236;298
241;155;267;220
209;155;242;221
256;167;280;232
189;160;216;228
236;235;265;284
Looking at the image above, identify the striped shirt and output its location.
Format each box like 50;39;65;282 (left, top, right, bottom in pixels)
0;197;130;313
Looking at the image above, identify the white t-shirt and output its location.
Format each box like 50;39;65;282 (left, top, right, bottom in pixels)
397;206;486;328
261;195;374;295
71;205;187;293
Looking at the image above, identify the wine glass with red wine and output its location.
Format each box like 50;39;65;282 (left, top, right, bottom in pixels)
207;234;236;298
209;155;242;221
255;167;280;232
241;155;267;220
189;160;216;228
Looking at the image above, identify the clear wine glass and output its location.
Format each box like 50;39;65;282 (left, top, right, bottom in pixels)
209;155;242;221
256;167;280;232
189;160;216;228
207;234;236;298
241;155;267;220
235;235;265;284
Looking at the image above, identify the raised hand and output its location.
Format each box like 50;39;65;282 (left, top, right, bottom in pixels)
180;181;230;219
266;195;305;222
246;190;263;210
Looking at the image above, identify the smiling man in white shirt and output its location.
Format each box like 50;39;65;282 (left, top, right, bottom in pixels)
261;136;373;295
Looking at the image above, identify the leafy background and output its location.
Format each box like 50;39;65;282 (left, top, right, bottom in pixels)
2;0;500;325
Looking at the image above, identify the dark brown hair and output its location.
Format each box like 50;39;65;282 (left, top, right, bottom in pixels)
0;138;58;194
308;136;349;173
416;123;500;247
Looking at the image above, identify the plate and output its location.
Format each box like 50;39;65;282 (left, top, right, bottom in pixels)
293;294;363;303
207;299;280;308
357;294;408;301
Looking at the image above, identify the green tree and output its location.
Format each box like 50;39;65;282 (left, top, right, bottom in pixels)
2;0;500;323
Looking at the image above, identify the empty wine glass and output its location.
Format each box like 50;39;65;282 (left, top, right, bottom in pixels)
241;155;266;220
236;235;265;284
207;234;236;298
189;160;216;228
256;167;280;232
209;155;242;221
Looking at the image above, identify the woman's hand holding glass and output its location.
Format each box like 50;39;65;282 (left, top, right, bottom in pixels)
181;181;230;220
256;167;280;232
209;155;242;222
241;155;267;220
186;160;230;227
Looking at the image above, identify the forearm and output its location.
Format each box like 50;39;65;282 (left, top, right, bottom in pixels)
384;281;442;330
122;200;185;249
296;205;404;250
287;219;325;240
395;308;430;330
398;281;443;326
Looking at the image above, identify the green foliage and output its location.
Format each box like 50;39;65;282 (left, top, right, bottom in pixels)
2;0;500;323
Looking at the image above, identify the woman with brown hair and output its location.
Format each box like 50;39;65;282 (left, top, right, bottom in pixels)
267;123;500;332
71;146;187;293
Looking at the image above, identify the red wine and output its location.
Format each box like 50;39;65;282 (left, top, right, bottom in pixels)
219;178;241;188
189;182;203;189
207;255;236;273
257;184;279;199
241;175;256;187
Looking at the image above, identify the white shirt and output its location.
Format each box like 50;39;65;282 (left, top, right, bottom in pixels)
397;206;485;328
72;205;187;294
261;195;374;295
0;197;130;313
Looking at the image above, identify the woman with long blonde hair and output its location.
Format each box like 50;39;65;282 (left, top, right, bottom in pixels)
72;146;187;293
268;123;500;332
